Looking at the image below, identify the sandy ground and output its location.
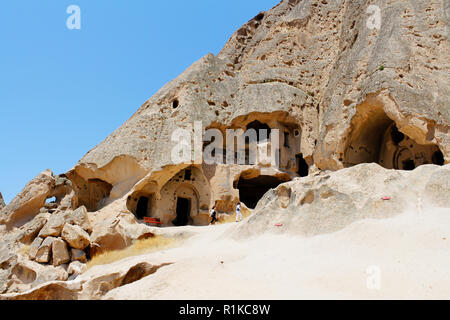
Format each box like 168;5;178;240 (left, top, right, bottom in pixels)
83;207;450;300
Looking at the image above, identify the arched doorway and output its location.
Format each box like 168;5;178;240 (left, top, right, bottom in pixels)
171;184;199;226
173;197;191;226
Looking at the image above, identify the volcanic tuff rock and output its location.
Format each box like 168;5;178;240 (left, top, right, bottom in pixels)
231;163;450;239
0;193;5;210
74;0;449;174
0;0;449;299
54;0;449;226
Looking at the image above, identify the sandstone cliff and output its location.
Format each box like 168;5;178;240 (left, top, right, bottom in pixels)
0;0;449;299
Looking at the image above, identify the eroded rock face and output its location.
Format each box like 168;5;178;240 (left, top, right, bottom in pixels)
232;163;450;239
0;0;449;299
58;0;448;227
0;193;5;210
0;261;170;300
0;171;78;229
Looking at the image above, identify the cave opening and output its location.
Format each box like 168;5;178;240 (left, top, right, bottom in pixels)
344;106;445;170
126;192;155;220
296;154;309;177
246;120;271;142
432;150;445;166
173;197;191;226
237;175;288;209
136;196;149;220
402;160;416;171
79;179;113;212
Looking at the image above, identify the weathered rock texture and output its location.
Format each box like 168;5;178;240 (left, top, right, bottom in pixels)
231;163;450;239
0;0;449;298
0;193;5;210
57;0;448;228
0;171;78;229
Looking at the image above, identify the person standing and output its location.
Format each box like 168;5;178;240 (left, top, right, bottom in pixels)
210;206;218;225
235;202;242;222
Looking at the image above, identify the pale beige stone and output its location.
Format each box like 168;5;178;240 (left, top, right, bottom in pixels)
52;239;70;267
70;248;87;263
35;237;56;264
61;224;90;250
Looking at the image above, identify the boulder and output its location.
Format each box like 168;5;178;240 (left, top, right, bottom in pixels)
51;239;70;267
34;264;69;286
70;248;87;263
65;206;92;233
38;213;65;238
35;237;56;264
121;223;155;243
1;170;55;228
10;262;37;284
61;224;90;250
18;213;49;244
67;261;85;276
29;237;44;261
89;219;129;257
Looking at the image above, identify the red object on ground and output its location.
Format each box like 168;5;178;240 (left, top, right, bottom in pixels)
275;223;283;227
382;197;392;201
144;217;163;226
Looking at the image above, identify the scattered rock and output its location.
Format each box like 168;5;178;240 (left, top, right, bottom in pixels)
61;224;90;250
70;248;87;263
38;213;65;238
67;261;85;277
65;206;92;233
89;221;129;256
29;237;44;261
35;237;56;264
18;214;49;244
51;239;70;267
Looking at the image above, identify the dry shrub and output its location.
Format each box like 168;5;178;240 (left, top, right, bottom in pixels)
85;236;177;271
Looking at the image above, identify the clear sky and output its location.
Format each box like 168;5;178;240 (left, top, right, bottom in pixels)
0;0;279;204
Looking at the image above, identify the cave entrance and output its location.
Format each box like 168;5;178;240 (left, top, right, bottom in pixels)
246;120;272;142
80;179;113;212
126;192;155;220
296;154;309;177
237;175;288;209
173;197;191;226
344;105;445;170
136;196;149;220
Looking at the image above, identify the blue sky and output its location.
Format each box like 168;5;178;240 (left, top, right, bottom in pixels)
0;0;279;204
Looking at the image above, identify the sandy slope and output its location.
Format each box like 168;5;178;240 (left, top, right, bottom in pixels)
81;208;450;300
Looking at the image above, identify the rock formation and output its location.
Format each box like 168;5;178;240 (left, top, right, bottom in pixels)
0;0;449;299
62;0;448;227
231;163;450;239
0;193;5;210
